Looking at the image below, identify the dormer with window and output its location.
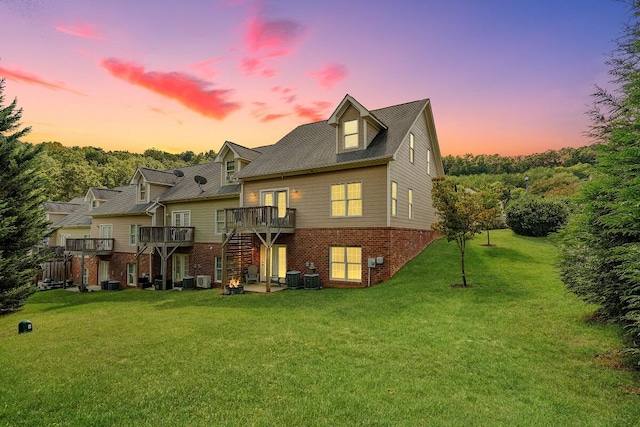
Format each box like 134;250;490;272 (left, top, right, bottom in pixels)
328;94;387;154
129;167;176;205
214;141;262;186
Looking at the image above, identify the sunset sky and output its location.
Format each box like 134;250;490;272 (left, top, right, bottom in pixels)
0;0;628;156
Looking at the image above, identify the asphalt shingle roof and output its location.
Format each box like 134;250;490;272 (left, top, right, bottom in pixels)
235;99;430;179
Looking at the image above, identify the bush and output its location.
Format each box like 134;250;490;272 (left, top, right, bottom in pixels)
505;197;569;237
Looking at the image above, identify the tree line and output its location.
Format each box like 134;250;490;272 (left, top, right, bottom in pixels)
443;145;598;176
37;142;217;202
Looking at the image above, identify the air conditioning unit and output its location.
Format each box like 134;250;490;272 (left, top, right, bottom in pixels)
196;275;212;288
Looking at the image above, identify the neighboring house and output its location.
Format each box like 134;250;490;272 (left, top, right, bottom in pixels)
55;94;444;291
229;95;444;289
65;161;241;289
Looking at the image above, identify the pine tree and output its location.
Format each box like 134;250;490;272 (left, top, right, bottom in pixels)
0;78;50;315
559;1;640;362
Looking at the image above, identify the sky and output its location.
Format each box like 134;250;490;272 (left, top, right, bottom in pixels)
0;0;629;156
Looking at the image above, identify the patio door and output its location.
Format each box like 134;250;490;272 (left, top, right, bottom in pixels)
260;244;287;281
262;190;288;218
99;260;110;282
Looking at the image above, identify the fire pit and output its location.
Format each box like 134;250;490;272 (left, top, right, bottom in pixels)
224;277;244;295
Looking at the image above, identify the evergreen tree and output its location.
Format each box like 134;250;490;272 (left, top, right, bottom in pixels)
559;1;640;362
0;78;50;314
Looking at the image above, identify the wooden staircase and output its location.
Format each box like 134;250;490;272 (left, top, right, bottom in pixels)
226;233;253;282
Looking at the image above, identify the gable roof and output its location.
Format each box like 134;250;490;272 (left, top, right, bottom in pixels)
52;204;92;228
236;98;432;180
43;201;82;214
214;140;263;163
130;167;177;186
85;187;122;202
90;161;240;217
327;94;387;130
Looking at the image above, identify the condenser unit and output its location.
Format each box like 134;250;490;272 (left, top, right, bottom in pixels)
196;275;212;288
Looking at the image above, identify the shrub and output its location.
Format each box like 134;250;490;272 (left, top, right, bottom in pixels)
505;197;569;237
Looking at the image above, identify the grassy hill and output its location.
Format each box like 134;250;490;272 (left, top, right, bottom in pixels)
1;230;638;426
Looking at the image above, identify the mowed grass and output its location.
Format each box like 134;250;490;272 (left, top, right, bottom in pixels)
1;230;639;426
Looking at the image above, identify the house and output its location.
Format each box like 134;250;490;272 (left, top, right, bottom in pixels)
56;94;444;291
224;95;444;289
63;161;241;289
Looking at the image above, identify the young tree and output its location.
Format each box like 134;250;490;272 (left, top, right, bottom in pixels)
0;78;50;314
431;178;484;287
477;185;503;246
559;0;640;361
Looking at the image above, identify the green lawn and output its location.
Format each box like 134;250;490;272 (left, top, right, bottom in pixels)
1;230;639;426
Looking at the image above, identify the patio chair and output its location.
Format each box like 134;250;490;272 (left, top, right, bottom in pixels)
245;265;259;284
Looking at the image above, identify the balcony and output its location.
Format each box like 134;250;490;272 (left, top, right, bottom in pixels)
224;206;296;234
65;238;115;255
138;226;195;246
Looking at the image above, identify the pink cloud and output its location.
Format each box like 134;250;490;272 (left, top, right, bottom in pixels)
0;66;83;94
271;85;297;103
294;101;332;122
100;58;241;120
55;23;104;40
244;16;305;57
191;57;231;78
261;113;288;122
309;63;348;90
240;57;262;75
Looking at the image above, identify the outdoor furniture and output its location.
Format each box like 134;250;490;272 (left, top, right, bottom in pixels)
245;265;259;284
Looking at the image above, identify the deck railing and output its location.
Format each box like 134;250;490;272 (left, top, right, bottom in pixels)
65;238;115;253
224;206;296;232
138;226;195;244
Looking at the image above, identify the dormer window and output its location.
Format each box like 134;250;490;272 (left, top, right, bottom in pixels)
343;119;359;149
138;182;148;203
226;160;236;182
91;200;99;209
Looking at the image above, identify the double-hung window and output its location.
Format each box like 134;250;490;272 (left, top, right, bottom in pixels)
408;189;414;219
409;133;415;164
343;119;358;149
391;181;398;217
426;149;431;175
215;209;225;234
129;224;138;245
331;182;362;217
138;182;148;203
214;257;223;283
330;246;362;281
226;160;236;182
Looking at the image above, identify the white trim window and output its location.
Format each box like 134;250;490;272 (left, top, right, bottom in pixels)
330;246;362;282
262;189;288;218
99;224;113;238
127;263;136;286
343;119;358;149
173;254;189;283
137;182;148;203
214;257;223;283
408;189;414;220
129;224;138;245
172;210;191;227
426;149;431;175
331;182;362;217
225;160;236;182
391;181;398;217
409;133;415;164
82;268;89;285
215;209;225;234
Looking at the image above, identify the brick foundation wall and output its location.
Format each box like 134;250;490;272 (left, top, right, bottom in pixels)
277;227;438;288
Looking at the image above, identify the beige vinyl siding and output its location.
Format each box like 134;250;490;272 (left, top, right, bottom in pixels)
148;184;169;202
167;199;239;243
389;111;440;229
55;227;91;246
91;215;151;253
243;165;388;228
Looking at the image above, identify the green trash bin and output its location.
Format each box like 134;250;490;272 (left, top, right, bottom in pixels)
19;320;32;334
